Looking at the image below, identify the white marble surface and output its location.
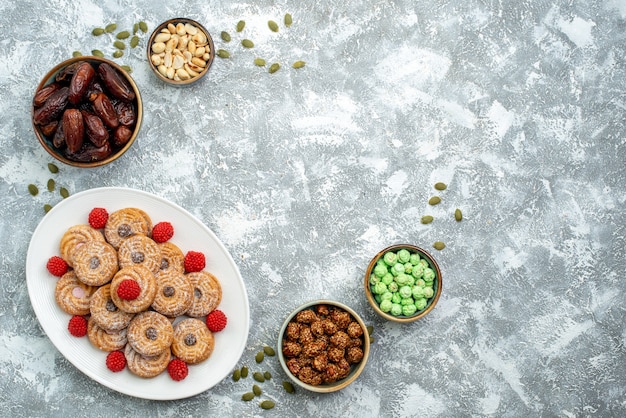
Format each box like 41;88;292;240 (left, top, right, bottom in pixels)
1;0;625;416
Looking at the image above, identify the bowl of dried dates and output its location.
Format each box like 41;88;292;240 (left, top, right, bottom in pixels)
147;18;215;86
277;300;370;393
32;56;142;167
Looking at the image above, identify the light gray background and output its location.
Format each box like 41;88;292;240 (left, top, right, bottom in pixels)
1;0;625;417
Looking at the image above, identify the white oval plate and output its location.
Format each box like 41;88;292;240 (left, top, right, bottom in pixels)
26;187;250;400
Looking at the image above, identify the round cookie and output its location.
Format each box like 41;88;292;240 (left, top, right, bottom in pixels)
151;272;194;317
104;207;153;249
87;317;128;352
156;242;185;277
73;240;119;286
125;343;170;378
54;270;97;316
59;224;105;268
118;235;161;275
185;271;222;318
127;311;174;357
89;284;135;331
110;266;157;313
171;318;215;364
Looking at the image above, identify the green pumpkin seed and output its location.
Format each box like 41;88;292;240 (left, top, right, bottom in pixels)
241;366;249;378
252;384;262;396
263;346;275;356
282;381;295;393
455;208;463;222
28;184;39;196
428;196;441;205
47;179;55;192
116;31;130;39
269;63;280;73
255;351;264;363
92;28;105;36
292;60;306;69
139;21;148;33
241;39;254;48
48;163;59;173
121;65;132;73
284;13;293;27
60;187;69;198
259;400;275;410
113;40;126;50
433;241;446;251
434;182;447;191
241;392;255;401
366;325;374;336
112;50;123;58
217;49;230;58
44;204;53;213
232;368;241;381
421;215;434;224
72;51;82;57
264;371;272;380
369;336;375;343
133;23;139;34
92;49;104;58
130;35;139;48
105;23;117;33
254;58;266;66
268;20;279;32
253;372;265;382
236;20;245;32
221;31;231;42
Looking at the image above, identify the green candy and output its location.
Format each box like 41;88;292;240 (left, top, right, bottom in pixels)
409;254;420;265
415;279;426;288
369;274;380;286
404;262;413;274
381;292;393;301
390;303;403;316
392;263;405;276
397;249;411;263
373;282;387;295
375;294;382;303
401;297;414;306
395;273;409;286
402;304;417;316
381;273;394;285
399;286;412;299
415;298;427;311
391;293;402;304
387;282;399;293
423;268;435;282
412;286;425;299
379;299;392;313
411;263;424;278
423;287;434;299
383;251;397;265
374;263;388;278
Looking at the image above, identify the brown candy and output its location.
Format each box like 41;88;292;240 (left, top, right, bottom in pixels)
89;92;119;129
33;82;62;107
81;111;109;147
33;87;69;126
69;62;96;105
62;108;84;154
98;63;135;102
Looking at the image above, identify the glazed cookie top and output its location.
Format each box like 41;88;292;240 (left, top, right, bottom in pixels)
185;271;223;318
104;207;153;249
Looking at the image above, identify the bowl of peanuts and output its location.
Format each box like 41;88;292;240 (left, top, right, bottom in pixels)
31;56;143;167
147;18;215;86
277;300;370;393
365;244;442;323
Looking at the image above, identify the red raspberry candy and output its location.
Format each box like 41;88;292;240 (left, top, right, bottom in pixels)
88;207;109;229
106;350;126;372
68;315;88;337
117;279;141;300
46;256;68;277
152;221;174;243
206;309;227;332
184;251;206;273
167;358;189;381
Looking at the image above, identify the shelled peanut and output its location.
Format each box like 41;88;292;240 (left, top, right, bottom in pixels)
150;22;211;81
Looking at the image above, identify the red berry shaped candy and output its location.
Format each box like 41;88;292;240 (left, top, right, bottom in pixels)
206;309;227;332
117;279;141;300
152;221;174;243
106;350;127;372
167;358;189;381
184;251;206;273
68;315;88;337
46;256;68;277
88;207;109;229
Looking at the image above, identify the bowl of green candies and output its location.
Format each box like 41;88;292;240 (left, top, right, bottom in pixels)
364;244;442;323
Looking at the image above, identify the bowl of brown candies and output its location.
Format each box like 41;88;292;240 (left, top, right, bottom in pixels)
277;300;370;393
31;56;142;167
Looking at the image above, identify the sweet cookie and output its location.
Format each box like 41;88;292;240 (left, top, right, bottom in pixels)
87;317;128;352
185;271;222;318
110;266;157;313
125;343;171;378
104;207;153;249
73;240;119;286
117;234;161;275
89;284;135;331
59;224;106;268
156;242;185;276
127;311;174;357
171;318;215;364
151;272;194;317
54;271;97;315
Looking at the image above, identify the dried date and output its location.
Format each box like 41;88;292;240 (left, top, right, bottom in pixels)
113;100;136;126
81;111;109;147
55;61;81;83
89;92;119;129
112;125;133;147
68;142;112;162
40;121;58;137
62;108;84;153
97;63;135;101
33;82;62;107
69;62;96;105
33;87;69;126
52;121;65;148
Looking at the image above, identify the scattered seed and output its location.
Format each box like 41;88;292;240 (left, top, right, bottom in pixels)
60;187;69;198
121;65;132;73
92;28;105;36
264;371;272;380
112;50;123;58
92;49;104;58
236;20;245;32
434;182;447;191
366;325;374;336
130;35;139;48
105;23;117;33
255;351;264;363
268;20;279;32
241;39;254;48
428;196;441;205
48;163;59;173
232;368;241;381
139;21;148;33
241;366;249;378
221;31;231;42
116;31;130;39
253;372;265;382
269;63;280;73
455;208;463;222
72;51;82;57
292;60;306;69
44;204;53;213
433;241;446;251
241;392;255;401
259;400;275;410
252;384;262;396
369;336;375;343
47;179;55;192
254;58;266;66
282;381;295;393
133;23;139;34
421;215;434;224
113;40;126;50
263;346;275;356
28;184;39;196
217;49;230;58
284;13;293;27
